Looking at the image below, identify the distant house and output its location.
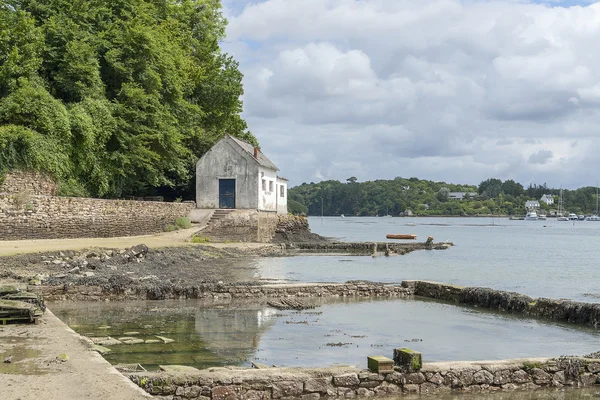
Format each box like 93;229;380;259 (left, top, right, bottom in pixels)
540;194;554;205
196;135;288;214
402;185;410;191
525;200;540;210
448;192;477;200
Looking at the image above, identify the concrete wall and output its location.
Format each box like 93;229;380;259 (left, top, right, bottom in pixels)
127;355;600;398
196;137;259;210
0;170;58;196
0;195;195;240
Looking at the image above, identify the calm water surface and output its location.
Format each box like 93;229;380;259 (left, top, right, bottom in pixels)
51;296;600;370
252;217;600;302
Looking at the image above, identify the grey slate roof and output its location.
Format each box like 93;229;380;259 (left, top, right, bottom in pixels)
228;135;279;171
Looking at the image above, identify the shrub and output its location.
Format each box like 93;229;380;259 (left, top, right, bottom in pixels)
191;235;210;243
175;216;191;229
164;224;178;232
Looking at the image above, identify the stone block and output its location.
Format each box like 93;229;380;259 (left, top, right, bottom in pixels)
402;384;419;393
212;385;242;400
333;373;360;387
580;373;597;386
304;378;331;393
271;381;303;398
367;356;394;373
358;381;379;389
384;372;403;385
405;372;425;385
245;390;271;400
511;370;532;384
587;362;600;373
355;388;375;397
301;394;320;400
493;370;511;385
419;382;438;394
428;373;443;386
393;348;422;372
531;368;551;385
473;370;493;385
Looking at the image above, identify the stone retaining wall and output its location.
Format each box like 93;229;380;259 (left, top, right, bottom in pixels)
0;195;195;240
407;280;600;328
0;170;58;196
205;210;279;243
38;282;412;302
126;356;600;399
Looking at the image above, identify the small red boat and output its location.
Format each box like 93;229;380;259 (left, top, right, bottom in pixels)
386;234;417;240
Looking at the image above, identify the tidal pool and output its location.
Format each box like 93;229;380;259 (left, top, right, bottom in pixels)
51;297;600;371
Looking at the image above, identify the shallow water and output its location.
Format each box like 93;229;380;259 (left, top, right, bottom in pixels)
51;296;600;370
250;217;600;302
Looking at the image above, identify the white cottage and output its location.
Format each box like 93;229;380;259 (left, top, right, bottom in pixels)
195;135;288;214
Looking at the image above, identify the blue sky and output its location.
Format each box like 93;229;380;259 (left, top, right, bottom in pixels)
221;0;600;189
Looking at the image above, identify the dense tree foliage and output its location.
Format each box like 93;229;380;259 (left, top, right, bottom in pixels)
289;177;600;217
0;0;254;197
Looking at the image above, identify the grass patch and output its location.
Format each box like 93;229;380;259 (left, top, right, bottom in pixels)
164;224;178;232
191;235;210;243
522;361;543;372
175;216;191;229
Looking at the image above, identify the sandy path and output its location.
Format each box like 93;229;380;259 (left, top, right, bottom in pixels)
0;227;202;256
0;310;150;400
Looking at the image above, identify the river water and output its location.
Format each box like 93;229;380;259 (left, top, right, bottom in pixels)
253;217;600;302
51;217;600;380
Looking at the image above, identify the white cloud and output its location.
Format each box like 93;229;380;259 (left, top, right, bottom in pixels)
222;0;600;188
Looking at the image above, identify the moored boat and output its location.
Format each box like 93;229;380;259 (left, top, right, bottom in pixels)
386;234;417;240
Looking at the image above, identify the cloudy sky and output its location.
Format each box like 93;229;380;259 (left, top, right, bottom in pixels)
221;0;600;189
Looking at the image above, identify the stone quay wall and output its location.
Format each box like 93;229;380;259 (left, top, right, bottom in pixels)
0;170;58;196
204;210;280;243
126;356;600;399
407;280;600;328
0;195;195;240
38;282;412;302
289;242;450;254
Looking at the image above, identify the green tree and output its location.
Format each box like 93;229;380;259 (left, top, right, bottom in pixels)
437;187;450;202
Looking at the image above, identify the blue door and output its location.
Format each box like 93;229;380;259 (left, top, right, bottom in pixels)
219;179;236;209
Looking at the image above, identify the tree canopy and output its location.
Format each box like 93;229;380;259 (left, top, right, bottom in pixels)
0;0;254;198
288;177;600;217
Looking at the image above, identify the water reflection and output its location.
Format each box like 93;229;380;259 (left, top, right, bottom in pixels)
51;297;600;371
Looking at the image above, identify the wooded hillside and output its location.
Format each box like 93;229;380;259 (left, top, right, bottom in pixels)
0;0;254;198
288;177;600;217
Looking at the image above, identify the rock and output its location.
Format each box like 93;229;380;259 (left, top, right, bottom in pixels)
403;384;419;393
4;355;12;363
333;373;360;387
155;335;174;344
82;271;95;277
212;385;242;400
121;338;144;345
473;370;494;385
304;378;331;393
428;373;444;385
587;362;600;373
301;394;320;400
92;345;111;355
384;372;404;385
405;372;425;385
129;244;149;257
493;370;511;385
246;390;271;400
57;353;69;362
420;382;438;394
271;381;303;398
159;365;200;373
52;259;63;265
531;368;551;385
123;331;140;335
511;369;531;384
355;388;374;397
144;339;161;344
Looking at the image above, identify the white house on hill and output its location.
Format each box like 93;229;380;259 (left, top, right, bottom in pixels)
540;194;554;205
525;200;540;210
195;135;287;214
